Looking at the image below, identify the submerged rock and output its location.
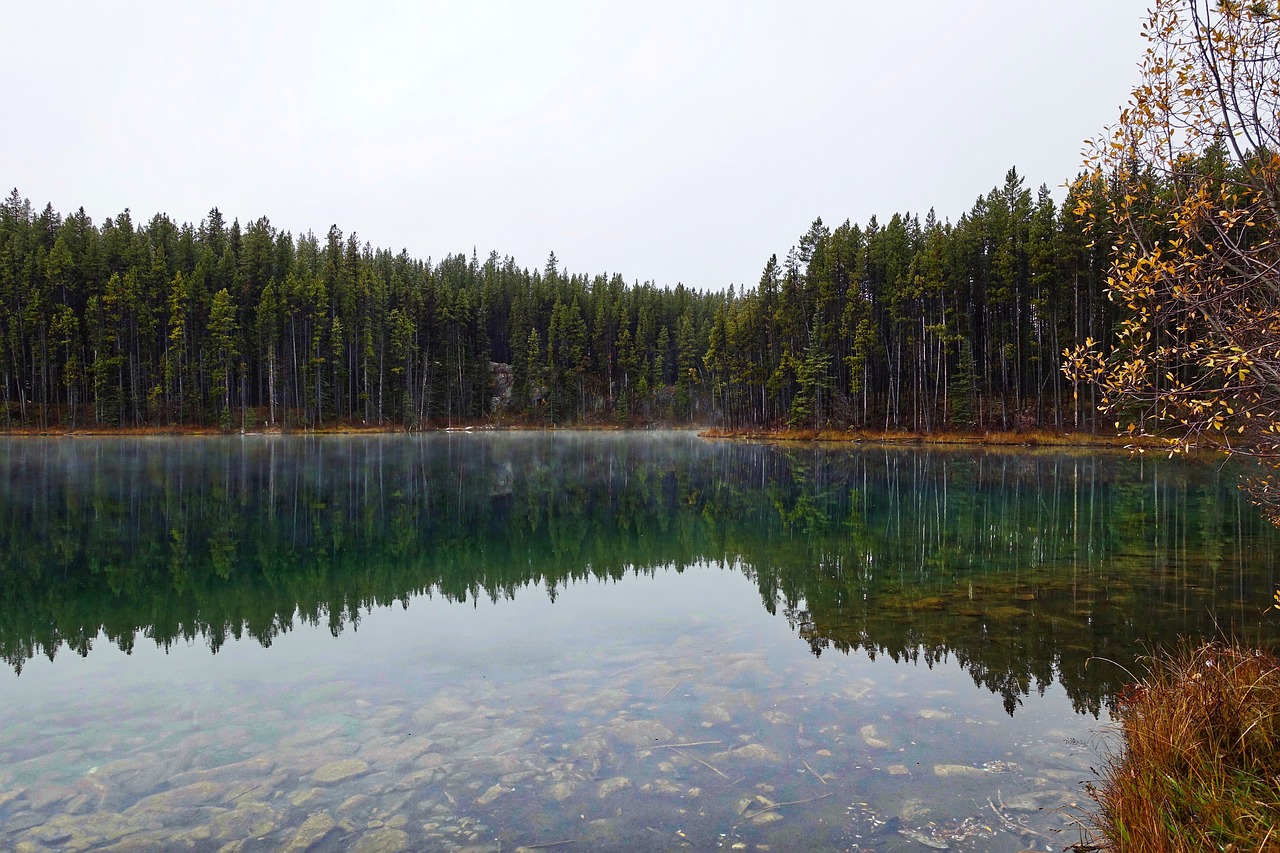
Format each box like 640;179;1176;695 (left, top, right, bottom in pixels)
208;801;280;842
126;781;227;813
712;743;780;764
475;784;508;805
715;658;771;686
898;797;931;821
899;827;950;849
607;719;673;747
860;724;891;749
412;696;472;726
282;811;337;853
932;764;985;778
349;827;409;853
546;781;576;801
288;788;325;808
647;778;683;796
312;759;369;785
456;728;533;759
700;704;732;725
596;777;631;798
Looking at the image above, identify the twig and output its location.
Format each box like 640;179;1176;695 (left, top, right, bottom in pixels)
802;759;828;785
671;748;730;780
656;681;683;701
743;791;832;819
524;840;576;849
987;797;1047;839
228;784;261;802
651;740;722;749
609;662;645;680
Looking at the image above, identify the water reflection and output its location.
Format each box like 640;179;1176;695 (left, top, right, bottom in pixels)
2;433;1277;717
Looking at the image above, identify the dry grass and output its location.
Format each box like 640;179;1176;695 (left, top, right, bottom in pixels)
698;426;1162;449
1073;641;1280;852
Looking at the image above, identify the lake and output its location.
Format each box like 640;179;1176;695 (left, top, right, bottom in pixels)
2;433;1278;852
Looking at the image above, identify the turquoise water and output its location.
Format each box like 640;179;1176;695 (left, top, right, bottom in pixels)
1;433;1277;851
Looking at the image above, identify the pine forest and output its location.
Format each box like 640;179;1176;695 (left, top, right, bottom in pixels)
0;167;1124;433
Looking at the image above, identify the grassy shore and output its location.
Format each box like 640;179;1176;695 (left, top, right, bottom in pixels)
697;426;1164;450
0;421;1178;452
1072;641;1280;852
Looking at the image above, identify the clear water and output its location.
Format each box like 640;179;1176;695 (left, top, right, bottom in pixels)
1;433;1277;852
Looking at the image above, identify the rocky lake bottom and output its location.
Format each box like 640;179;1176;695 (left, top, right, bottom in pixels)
7;434;1275;852
1;565;1098;853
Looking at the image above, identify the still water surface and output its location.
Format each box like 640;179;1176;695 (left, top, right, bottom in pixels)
2;433;1278;852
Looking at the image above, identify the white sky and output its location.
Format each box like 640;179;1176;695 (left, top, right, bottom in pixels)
4;2;1147;291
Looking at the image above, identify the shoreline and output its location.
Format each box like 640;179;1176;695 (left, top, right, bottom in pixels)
0;422;1168;450
697;426;1166;450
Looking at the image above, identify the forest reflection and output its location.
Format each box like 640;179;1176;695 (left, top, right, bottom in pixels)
2;433;1277;716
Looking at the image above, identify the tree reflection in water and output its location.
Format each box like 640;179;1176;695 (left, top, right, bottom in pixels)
1;433;1277;716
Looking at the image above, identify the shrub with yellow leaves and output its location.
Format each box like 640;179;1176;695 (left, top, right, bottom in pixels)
1064;0;1280;461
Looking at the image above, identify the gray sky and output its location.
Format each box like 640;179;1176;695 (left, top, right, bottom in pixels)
5;2;1147;291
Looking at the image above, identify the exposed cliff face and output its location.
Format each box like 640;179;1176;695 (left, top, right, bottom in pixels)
490;362;514;413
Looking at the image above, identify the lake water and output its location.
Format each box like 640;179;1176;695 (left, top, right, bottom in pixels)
2;433;1278;852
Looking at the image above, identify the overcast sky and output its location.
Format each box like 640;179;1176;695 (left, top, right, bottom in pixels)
5;2;1146;290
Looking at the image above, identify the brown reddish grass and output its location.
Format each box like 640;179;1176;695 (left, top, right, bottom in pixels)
697;426;1164;449
1072;641;1280;852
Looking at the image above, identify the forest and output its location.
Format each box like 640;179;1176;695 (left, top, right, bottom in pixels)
0;166;1119;432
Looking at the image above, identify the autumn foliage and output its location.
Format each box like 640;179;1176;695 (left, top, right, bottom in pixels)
1064;0;1280;458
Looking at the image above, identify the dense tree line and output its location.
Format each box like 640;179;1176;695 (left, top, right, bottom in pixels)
0;167;1120;431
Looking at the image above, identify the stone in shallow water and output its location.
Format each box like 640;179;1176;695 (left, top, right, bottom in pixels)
336;794;374;821
414;751;446;771
597;777;631;798
715;658;771;686
282;811;337;853
280;724;343;749
208;801;280;842
547;781;576;801
887;764;911;776
167;756;276;790
899;797;930;821
700;704;732;725
607;719;673;747
712;743;780;764
647;778;683;796
126;781;228;813
456;728;533;759
899;827;950;849
1041;768;1087;782
411;696;471;726
313;759;369;785
24;783;81;812
918;709;953;720
475;784;508;805
94;833;177;852
932;764;985;778
289;788;325;808
350;827;410;853
860;724;890;749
